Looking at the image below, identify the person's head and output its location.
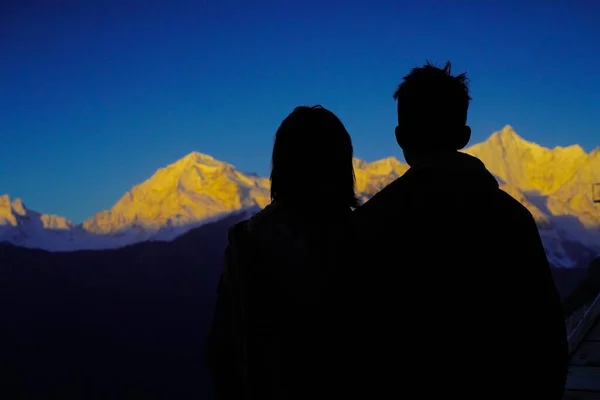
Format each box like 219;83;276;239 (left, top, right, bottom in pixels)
393;61;472;165
270;105;359;209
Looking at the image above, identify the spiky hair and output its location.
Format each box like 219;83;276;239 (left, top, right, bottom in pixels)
393;60;471;131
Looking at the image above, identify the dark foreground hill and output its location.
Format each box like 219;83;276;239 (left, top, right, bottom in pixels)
0;213;248;399
0;212;593;399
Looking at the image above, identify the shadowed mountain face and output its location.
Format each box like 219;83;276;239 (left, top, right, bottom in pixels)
0;210;591;399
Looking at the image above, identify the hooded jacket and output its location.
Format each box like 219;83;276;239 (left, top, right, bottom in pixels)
349;151;568;399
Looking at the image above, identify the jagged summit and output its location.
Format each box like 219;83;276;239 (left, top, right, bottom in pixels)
11;198;26;215
494;124;525;140
353;156;409;201
183;151;215;160
157;151;235;180
0;194;23;206
465;126;589;194
177;151;225;166
0;194;22;225
0;194;23;209
483;124;544;154
1;195;35;225
0;194;73;230
480;125;587;158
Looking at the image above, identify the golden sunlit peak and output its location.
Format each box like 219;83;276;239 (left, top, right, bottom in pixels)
495;124;527;142
80;150;271;235
0;194;11;207
183;151;215;161
0;194;73;229
10;198;26;215
179;151;220;165
168;151;234;172
0;195;26;214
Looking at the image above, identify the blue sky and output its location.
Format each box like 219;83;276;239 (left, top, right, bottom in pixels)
1;0;599;222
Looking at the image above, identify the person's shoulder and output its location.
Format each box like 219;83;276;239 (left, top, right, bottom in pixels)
227;218;252;249
353;173;412;220
229;203;278;241
492;188;545;249
496;188;537;224
247;202;286;229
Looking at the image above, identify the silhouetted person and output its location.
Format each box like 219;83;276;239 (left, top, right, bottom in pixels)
350;62;568;398
206;105;358;400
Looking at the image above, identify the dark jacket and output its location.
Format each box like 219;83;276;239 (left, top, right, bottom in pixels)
206;202;352;400
349;151;568;399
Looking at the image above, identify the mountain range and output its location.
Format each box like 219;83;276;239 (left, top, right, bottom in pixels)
1;125;599;267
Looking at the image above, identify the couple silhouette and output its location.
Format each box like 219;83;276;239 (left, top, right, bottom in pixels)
207;62;569;399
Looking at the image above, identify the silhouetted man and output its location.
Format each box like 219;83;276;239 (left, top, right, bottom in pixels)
350;62;568;398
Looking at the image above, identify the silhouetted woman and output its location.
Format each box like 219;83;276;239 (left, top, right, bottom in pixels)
206;105;358;400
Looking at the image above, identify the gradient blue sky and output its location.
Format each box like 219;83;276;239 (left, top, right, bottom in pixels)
1;0;599;222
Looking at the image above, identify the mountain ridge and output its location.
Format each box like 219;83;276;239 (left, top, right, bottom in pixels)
1;125;599;267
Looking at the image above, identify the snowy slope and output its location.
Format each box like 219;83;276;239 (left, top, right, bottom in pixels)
464;125;600;266
0;194;257;251
464;125;589;194
82;152;271;235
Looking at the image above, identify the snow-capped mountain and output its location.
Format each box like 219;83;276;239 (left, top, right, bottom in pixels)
0;195;82;251
1;125;598;267
82;152;271;235
465;125;590;194
354;156;409;203
0;193;257;251
464;125;600;267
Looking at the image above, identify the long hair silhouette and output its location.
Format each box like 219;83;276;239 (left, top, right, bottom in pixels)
270;105;359;208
